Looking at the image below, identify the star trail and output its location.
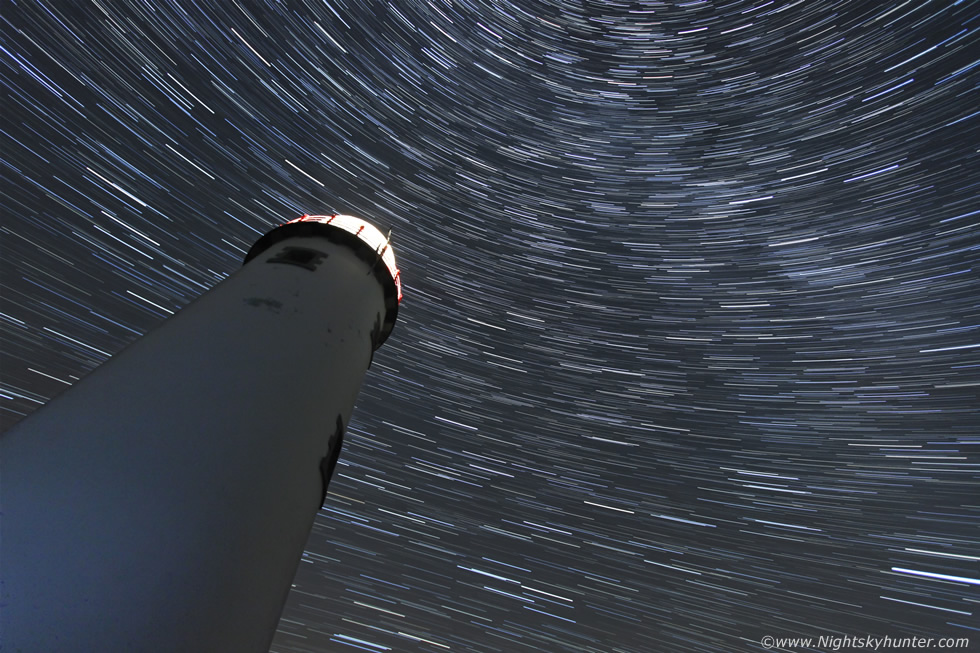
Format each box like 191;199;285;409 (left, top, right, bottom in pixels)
1;1;978;651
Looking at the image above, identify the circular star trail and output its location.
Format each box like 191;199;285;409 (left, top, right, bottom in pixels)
1;1;977;651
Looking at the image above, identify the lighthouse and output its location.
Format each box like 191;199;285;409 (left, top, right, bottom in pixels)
0;214;402;652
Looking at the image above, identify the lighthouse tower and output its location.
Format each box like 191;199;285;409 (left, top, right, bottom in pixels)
0;214;402;652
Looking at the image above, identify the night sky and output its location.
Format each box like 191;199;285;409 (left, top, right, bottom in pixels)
2;1;978;652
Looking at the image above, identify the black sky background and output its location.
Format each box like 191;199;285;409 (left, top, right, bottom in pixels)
2;1;978;651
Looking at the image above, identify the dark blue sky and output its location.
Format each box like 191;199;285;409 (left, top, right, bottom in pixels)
2;1;977;651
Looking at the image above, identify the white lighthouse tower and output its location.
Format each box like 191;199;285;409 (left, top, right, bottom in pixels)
0;214;402;652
